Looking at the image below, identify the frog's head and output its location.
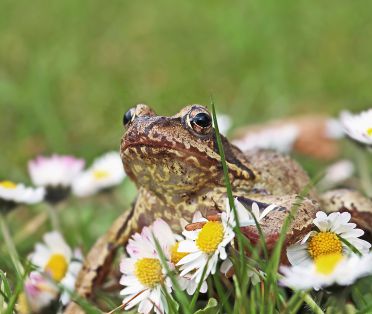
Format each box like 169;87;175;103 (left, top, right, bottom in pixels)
120;104;256;198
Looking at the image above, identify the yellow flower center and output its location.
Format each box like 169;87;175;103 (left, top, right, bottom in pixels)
92;170;109;180
196;221;224;254
0;181;17;189
44;254;68;282
315;253;343;275
308;232;343;259
171;242;188;265
134;258;163;288
367;128;372;137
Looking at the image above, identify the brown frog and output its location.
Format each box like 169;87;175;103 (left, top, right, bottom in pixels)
65;104;326;313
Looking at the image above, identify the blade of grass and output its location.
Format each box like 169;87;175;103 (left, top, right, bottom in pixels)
249;284;257;314
152;233;191;314
339;236;362;256
212;273;233;314
4;262;33;314
162;284;179;314
211;99;248;289
0;212;24;277
303;292;324;314
0;270;11;301
281;290;303;314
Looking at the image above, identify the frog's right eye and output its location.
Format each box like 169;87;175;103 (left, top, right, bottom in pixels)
123;108;136;127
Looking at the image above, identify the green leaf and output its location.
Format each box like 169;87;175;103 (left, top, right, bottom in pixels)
194;298;218;314
0;270;11;300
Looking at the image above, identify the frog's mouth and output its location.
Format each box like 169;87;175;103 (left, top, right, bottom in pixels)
122;140;220;167
122;140;225;194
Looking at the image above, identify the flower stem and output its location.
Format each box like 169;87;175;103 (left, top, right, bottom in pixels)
303;293;324;314
356;146;372;198
0;213;24;276
46;203;61;231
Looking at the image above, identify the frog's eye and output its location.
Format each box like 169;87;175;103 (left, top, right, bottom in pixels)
123;108;136;127
187;110;212;135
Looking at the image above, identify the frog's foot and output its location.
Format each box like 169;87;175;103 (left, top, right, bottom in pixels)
64;207;137;314
320;189;372;235
237;195;320;260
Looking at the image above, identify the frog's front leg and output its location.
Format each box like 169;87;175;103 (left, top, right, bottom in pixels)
320;189;372;234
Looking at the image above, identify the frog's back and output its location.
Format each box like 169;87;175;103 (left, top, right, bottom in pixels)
243;149;318;200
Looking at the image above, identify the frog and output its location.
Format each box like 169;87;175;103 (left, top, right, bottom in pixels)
64;104;338;313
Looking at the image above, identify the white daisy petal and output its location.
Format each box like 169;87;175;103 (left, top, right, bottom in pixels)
220;258;233;275
177;251;203;266
301;231;316;244
180;258;206;277
121;285;143;296
340;109;372;147
286;243;312;266
178;240;199;253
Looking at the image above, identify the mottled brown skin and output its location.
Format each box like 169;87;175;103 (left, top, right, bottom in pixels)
321;189;372;235
65;104;320;313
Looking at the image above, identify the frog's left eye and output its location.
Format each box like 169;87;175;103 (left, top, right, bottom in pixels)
123;108;136;127
187;110;212;135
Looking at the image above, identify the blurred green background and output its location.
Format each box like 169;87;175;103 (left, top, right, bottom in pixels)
1;0;372;179
1;0;372;294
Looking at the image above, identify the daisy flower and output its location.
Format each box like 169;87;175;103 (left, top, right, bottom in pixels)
177;210;235;284
151;219;208;295
0;180;44;213
17;271;59;314
120;222;173;314
232;124;299;153
287;211;371;267
28;155;85;203
72;151;126;197
340;109;372;147
28;231;83;306
280;252;372;290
